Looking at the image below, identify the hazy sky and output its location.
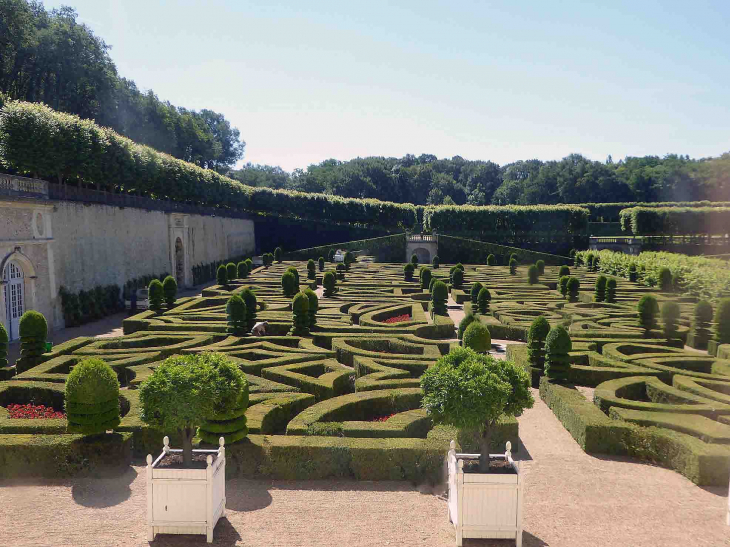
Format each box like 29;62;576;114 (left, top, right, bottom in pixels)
43;0;730;171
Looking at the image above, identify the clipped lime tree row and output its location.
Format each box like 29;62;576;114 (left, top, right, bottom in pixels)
65;358;120;435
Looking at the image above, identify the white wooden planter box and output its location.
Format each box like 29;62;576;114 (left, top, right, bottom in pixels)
447;440;523;547
146;436;226;543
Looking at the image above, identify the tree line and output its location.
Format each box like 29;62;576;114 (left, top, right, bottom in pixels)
230;152;730;206
0;0;244;171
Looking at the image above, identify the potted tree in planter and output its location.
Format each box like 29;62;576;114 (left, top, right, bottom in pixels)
140;353;247;543
421;347;533;547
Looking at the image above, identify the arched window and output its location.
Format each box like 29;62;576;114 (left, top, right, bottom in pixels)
3;261;25;340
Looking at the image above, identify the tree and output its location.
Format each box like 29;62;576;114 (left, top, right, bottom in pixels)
139;353;247;466
594;276;607;302
452;268;464;289
458;306;476;340
281;271;297;297
536;260;545;275
558;265;570;278
226;295;247;335
237;261;249;279
637;295;659;336
162;275;177;309
527;265;539;285
65;358;120;435
432;255;440;269
471;282;483;306
421;347;533;472
304;287;318;328
420;267;432;290
509;258;517;275
318;257;325;271
606;278;617;303
545;326;572;382
226;262;237;281
463;322;491;353
713;298;730;345
148;279;163;312
410;254;418;266
289;292;310;336
344;251;355;270
477;287;491;314
658;268;672;291
323;271;337;296
559;276;570;297
403;263;415;281
274;247;283;263
486;254;496;266
16;310;46;372
0;323;7;369
431;281;448;315
567;277;580;302
307;259;316;280
216;265;228;286
688;300;713;350
527;316;551;369
240;287;257;330
661;301;681;341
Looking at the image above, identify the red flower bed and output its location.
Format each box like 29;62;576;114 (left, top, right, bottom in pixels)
5;404;66;419
383;314;411;324
369;413;396;422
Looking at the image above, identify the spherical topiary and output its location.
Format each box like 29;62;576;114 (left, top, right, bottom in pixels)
15;310;48;373
274;247;283;262
559;265;570;278
420;267;432;289
281;271;297;297
527;265;539;284
688;300;713;350
307;259;316;280
237;261;249;279
432;255;440;269
457;313;476;340
544;326;572;382
323;271;337;296
536;260;545;275
0;323;8;368
289;292;310;335
566;277;580;302
714;298;730;345
471;282;483;306
658;267;672;291
148;279;164;312
637;295;660;335
240;287;257;329
628;263;638;283
509;258;517;275
527;316;551;369
318;256;325;271
411;254;418;266
216;264;228;286
452;268;464;289
304;287;318;328
65;358;120;435
487;254;496;266
661;301;681;341
462;321;491;353
594;275;607;302
477;287;491;314
226;295;247;335
226;262;237;281
403;262;415;281
431;280;448;315
162;275;178;308
606;278;617;303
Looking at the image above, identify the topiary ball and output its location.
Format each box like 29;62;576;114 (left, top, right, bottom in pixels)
462;321;491;353
65;358;120;435
19;309;47;341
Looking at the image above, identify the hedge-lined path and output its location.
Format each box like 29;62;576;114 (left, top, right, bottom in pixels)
2;387;727;547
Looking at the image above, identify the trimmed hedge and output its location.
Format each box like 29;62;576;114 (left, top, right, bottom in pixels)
620;206;730;235
286;234;407;263
435;234;571;266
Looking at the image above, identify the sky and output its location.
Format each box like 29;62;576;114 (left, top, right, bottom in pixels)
43;0;730;172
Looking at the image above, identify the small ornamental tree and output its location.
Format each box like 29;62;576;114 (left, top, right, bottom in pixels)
566;277;580;302
323;271;337;296
509;258;517;275
544;326;572;383
637;295;660;336
420;347;533;472
559;265;570;278
452;268;464;289
344;251;355;270
411;254;418;266
274;247;283;263
304;287;318;328
527;264;539;285
162;275;178;309
536;260;545;275
713;298;730;345
403;262;415;281
477;287;491;314
420;267;432;289
240;287;257;330
307;259;316;280
559;276;570;297
140;353;247;467
594;275;607;302
226;295;247;335
458;308;476;340
432;255;440;269
328;249;336;262
658;267;672;291
527;316;551;369
628;263;638;283
0;323;8;368
148;279;164;312
471;282;484;306
226;262;237;281
281;271;297;297
463;322;491;353
289;292;310;336
661;301;681;341
689;300;713;350
606;278;617;303
65;358;120;435
318;257;325;271
486;254;496;266
237;261;249;279
431;280;448;315
216;264;228;286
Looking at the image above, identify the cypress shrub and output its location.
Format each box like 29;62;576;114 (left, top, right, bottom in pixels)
318;257;325;271
429;276;436;292
452;268;464;289
403;263;415;281
289;292;310;336
148;279;164;312
65;358;120;435
593;256;599;271
226;262;237;281
420;267;432;289
336;263;346;279
566;277;580;302
328;249;336;262
637;295;660;335
510;253;518;264
162;275;177;309
455;263;465;271
462;322;491;353
477;287;491;314
16;311;47;373
274;247;283;262
658;267;672;291
304;288;318;328
689;300;713;350
457;311;476;340
586;254;594;271
245;258;253;273
486;254;496;266
307;259;316;280
281;271;297;297
509;258;517;275
575;253;583;266
0;323;7;368
431;281;448;315
432;255;440;269
286;266;300;285
344;251;355;270
323;271;337;296
536;260;545;275
559;276;570;297
470;282;483;306
661;301;681;341
558;265;570;278
411;254;418;266
545;326;572;383
594;275;607;302
606;278;617;303
216;265;228;286
527;265;539;284
237;261;249;279
714;298;730;345
527;316;551;369
240;287;257;330
629;263;638;282
226;295;247;335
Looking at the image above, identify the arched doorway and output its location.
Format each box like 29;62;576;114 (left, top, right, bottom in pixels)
175;238;184;287
412;247;431;264
3;261;24;341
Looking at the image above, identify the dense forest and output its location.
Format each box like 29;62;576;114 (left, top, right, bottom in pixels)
229;152;730;206
0;0;244;171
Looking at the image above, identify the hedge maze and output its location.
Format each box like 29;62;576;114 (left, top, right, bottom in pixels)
2;256;729;485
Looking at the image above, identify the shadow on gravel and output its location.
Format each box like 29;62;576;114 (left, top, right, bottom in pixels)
462;531;548;546
149;518;242;546
226;479;273;511
71;466;136;508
